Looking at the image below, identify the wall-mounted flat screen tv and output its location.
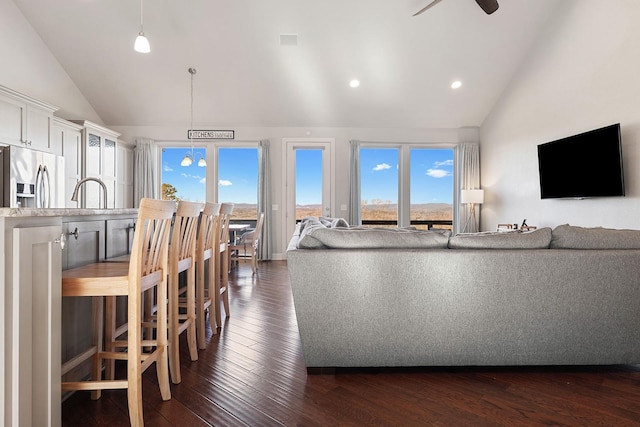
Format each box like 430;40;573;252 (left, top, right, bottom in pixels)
537;123;624;199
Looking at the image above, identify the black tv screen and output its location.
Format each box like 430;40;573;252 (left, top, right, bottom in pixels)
537;123;625;199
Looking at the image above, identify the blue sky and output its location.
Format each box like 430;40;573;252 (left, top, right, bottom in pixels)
295;149;323;205
162;146;453;205
361;148;453;204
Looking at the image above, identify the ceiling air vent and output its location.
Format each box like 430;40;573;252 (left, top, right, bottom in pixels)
279;34;298;46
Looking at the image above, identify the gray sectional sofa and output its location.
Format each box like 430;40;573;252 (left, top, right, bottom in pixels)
286;218;640;369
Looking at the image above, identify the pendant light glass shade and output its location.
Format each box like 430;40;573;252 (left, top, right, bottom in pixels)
134;32;150;53
198;156;207;167
181;153;193;166
134;0;150;53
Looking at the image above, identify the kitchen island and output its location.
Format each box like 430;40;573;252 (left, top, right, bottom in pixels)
0;208;138;427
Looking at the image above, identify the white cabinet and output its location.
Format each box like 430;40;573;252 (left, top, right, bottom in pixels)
9;224;63;427
0;85;58;153
71;120;121;209
53;118;83;207
116;144;134;208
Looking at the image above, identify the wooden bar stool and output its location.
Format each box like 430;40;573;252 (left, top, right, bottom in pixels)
167;200;203;384
215;202;234;329
195;202;221;347
61;198;174;427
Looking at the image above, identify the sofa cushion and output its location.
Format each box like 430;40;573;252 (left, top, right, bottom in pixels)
299;226;451;249
448;227;552;249
297;218;329;249
319;216;349;228
550;224;640;249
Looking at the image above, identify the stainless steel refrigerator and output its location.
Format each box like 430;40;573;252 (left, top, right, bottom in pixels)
0;145;65;208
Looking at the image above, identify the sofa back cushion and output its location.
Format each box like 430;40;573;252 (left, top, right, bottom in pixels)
297;225;451;249
550;224;640;249
448;227;552;249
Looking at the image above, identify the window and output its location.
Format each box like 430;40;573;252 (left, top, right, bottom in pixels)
409;148;453;230
217;147;258;220
160;145;259;222
359;145;453;229
360;148;399;227
161;147;206;202
295;149;323;220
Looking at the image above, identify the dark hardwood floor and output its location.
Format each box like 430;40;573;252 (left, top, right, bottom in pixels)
62;261;640;426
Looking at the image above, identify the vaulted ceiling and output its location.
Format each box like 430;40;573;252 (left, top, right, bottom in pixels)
13;0;561;129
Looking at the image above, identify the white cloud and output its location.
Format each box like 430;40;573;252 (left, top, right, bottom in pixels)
181;173;204;181
219;179;233;186
163;164;173;172
200;178;206;184
426;168;450;178
434;159;453;167
373;163;391;171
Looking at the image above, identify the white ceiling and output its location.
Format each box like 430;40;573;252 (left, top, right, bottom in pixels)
13;0;561;129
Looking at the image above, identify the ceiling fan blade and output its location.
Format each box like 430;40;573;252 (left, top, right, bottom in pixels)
475;0;499;14
413;0;445;16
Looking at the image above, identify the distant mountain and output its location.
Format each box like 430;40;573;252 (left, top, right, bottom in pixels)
229;203;257;209
296;203;452;210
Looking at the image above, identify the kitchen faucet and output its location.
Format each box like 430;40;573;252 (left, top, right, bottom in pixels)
70;177;108;209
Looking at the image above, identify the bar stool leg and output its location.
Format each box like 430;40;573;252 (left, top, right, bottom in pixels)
91;296;104;400
208;257;218;335
104;296;116;380
168;269;181;384
154;267;171;401
127;282;144;426
222;248;230;318
186;264;198;361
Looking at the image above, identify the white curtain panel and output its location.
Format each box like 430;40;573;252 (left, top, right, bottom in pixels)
455;143;481;234
257;139;272;260
348;140;361;226
133;138;158;207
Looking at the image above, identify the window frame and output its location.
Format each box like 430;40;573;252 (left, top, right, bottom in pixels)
359;142;456;228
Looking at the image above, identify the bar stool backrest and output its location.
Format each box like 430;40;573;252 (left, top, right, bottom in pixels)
131;198;175;290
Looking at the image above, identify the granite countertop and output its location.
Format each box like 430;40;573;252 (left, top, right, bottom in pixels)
0;207;138;217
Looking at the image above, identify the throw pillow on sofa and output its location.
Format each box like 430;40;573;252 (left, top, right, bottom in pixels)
448;228;552;249
550;224;640;249
319;216;349;228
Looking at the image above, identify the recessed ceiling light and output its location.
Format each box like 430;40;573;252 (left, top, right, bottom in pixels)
451;80;462;89
349;79;360;88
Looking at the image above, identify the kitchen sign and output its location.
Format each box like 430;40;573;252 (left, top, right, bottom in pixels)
188;130;235;140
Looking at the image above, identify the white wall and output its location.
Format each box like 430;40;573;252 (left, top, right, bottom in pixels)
113;124;473;258
480;0;640;231
0;0;102;123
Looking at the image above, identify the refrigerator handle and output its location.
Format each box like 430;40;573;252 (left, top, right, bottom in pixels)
35;165;43;208
43;165;51;208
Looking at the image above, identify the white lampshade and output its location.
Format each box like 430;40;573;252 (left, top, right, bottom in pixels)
180;153;193;166
460;189;484;204
134;32;150;53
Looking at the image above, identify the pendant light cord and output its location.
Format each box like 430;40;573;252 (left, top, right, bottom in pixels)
140;0;144;31
189;67;196;159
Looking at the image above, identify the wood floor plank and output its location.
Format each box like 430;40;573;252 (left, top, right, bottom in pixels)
62;261;640;426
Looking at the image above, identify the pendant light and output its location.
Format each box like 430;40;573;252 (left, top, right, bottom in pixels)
182;68;197;167
193;68;207;167
134;0;150;53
